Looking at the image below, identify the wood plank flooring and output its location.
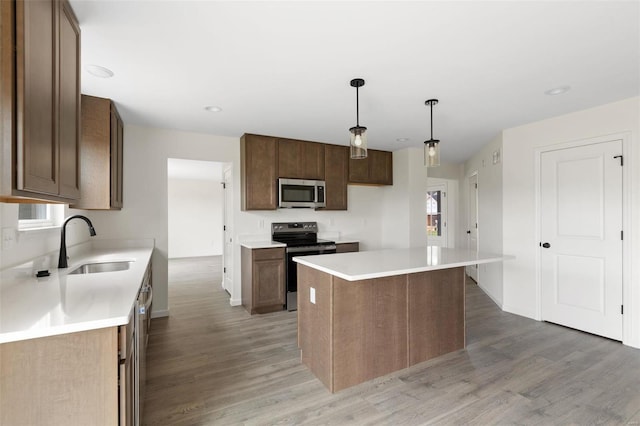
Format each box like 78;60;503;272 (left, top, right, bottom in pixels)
143;257;640;425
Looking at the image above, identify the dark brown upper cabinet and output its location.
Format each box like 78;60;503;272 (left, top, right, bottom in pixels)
240;133;392;211
0;0;81;202
277;138;325;180
241;134;278;210
70;95;123;210
348;149;393;186
322;144;348;210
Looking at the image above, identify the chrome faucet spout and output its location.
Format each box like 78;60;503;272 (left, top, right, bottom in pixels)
58;215;97;269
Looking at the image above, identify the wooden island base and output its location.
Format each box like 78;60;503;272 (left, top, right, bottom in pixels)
297;265;465;393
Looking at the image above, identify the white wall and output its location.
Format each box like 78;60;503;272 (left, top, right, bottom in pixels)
502;96;640;348
168;177;223;258
464;134;503;307
86;125;240;317
0;204;92;270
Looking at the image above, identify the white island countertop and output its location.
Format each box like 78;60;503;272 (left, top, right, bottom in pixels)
294;246;513;281
0;240;154;344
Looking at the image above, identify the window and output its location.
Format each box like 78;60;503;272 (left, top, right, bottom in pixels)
426;190;442;237
18;204;63;230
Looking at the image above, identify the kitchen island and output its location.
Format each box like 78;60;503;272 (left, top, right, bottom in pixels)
294;246;510;392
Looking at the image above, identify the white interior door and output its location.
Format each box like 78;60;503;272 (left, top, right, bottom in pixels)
426;183;448;247
222;166;233;294
466;173;478;281
540;140;623;340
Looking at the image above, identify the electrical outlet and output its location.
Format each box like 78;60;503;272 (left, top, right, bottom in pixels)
310;287;316;304
2;227;16;250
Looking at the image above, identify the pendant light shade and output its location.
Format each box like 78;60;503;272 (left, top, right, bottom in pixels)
349;78;367;159
424;99;440;167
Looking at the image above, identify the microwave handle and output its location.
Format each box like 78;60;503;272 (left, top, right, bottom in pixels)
316;185;325;203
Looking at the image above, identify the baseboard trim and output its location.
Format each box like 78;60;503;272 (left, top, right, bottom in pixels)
502;304;536;320
230;298;241;307
151;309;169;319
477;283;503;309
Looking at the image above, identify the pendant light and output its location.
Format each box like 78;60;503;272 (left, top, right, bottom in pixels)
349;78;367;159
424;99;440;167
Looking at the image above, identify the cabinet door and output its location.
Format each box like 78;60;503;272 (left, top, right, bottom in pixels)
348;155;370;184
278;138;324;180
241;134;277;210
301;141;325;180
57;0;80;199
252;248;285;310
348;149;393;185
110;105;123;208
119;321;135;426
323;144;348;210
277;138;300;178
369;150;393;185
16;0;58;195
253;258;285;308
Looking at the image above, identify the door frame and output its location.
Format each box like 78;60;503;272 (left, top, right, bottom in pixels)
534;132;631;342
426;181;448;248
222;164;233;294
465;171;479;281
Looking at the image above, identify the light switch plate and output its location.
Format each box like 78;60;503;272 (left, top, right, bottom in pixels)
310;287;316;304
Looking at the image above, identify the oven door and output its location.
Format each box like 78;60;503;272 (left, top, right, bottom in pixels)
285;246;336;311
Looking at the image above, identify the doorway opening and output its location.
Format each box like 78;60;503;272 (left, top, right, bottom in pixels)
167;158;231;302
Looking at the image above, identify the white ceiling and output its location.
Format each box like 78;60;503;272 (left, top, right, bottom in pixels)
70;1;639;164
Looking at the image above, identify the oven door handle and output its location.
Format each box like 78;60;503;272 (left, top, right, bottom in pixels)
286;245;337;254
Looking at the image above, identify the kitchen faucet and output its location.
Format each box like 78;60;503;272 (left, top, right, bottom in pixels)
58;215;97;268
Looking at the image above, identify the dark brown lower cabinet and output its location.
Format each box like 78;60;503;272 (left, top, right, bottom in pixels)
241;246;286;314
297;265;465;393
335;242;359;253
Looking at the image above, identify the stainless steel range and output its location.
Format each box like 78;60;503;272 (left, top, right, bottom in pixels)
271;222;336;311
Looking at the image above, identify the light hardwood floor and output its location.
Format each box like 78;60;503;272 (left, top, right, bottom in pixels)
143;257;640;425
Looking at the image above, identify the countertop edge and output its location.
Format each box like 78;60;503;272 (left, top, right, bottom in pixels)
240;241;286;249
294;249;513;282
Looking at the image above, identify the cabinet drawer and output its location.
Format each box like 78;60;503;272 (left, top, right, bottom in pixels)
252;247;285;261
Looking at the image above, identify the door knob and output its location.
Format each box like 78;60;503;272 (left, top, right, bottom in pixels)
542;242;551;248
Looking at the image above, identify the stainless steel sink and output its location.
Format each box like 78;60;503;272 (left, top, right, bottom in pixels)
68;261;133;275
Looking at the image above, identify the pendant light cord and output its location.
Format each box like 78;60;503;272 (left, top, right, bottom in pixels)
356;86;360;127
430;102;433;139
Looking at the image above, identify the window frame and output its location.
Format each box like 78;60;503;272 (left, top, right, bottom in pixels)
18;204;64;230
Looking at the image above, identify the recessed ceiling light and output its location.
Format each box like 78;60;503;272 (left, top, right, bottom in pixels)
396;138;410;142
545;85;571;96
204;105;223;112
85;64;114;78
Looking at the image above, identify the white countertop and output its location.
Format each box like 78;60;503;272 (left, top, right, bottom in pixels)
240;241;286;249
0;240;154;344
294;246;512;281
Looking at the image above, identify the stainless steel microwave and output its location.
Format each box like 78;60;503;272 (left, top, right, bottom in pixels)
278;178;326;208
